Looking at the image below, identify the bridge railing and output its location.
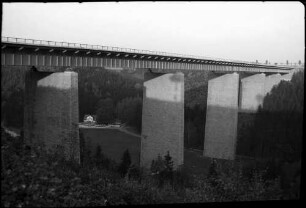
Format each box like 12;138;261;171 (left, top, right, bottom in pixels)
1;36;300;69
0;36;261;63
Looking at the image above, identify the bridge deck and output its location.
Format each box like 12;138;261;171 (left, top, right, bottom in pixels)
1;37;298;73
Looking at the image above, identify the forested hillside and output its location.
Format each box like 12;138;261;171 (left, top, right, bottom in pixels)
1;68;303;204
1;67;144;131
1;67;208;139
237;70;304;163
2;128;290;207
3;66;302;160
1;67;28;128
183;71;209;149
75;68;143;125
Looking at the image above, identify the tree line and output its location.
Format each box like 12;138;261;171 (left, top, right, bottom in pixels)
2;66;303;164
94;96;142;132
184;104;206;150
237;70;304;163
76;68;143;126
1;67;143;132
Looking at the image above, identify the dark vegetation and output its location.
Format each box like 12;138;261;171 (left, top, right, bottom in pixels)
116;96;142;132
2;128;291;207
77;68;143;132
76;68;143;120
1;67;303;204
1;66;205;140
183;72;208;150
237;71;303;162
118;149;132;177
1;67;143;132
236;70;304;199
184;104;206;150
237;71;304;180
95;98;115;125
79;128;140;164
1;67;26;128
1;88;24;128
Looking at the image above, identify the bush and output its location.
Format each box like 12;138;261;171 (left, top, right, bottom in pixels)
150;153;171;188
150;151;193;189
2;88;24;128
1;130;294;206
126;165;141;181
202;159;284;201
172;166;194;190
1;131;120;207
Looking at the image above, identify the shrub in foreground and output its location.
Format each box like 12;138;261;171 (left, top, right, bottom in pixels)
1;130;293;207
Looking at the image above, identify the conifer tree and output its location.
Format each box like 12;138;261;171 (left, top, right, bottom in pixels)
150;154;165;175
95;145;102;166
164;151;174;184
164;151;174;173
239;70;303;162
118;149;131;177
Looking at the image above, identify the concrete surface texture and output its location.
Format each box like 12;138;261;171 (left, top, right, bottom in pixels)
281;72;294;81
264;73;282;95
141;72;184;169
203;73;239;160
240;73;266;112
24;71;80;163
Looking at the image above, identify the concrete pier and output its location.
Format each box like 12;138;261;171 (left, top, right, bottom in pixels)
141;71;184;169
281;72;294;81
24;71;80;163
203;73;239;160
264;73;282;95
240;73;266;112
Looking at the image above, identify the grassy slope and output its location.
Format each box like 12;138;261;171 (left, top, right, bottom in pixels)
80;127;211;177
80;128;141;165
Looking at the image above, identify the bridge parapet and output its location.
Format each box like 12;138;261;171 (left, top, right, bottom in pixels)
2;36;295;73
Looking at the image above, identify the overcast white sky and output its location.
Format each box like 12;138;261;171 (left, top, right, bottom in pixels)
2;2;305;64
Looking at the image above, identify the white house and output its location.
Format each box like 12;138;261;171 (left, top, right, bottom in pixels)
84;115;96;124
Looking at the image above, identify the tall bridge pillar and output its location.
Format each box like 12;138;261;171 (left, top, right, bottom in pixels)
141;71;184;169
203;72;239;160
281;72;294;81
24;70;80;163
239;73;266;112
203;71;294;161
239;71;293;113
264;73;282;95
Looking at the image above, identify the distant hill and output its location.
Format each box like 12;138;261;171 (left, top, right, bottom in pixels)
75;67;143;122
184;71;209;108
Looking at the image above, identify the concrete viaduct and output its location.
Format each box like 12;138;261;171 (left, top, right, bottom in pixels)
1;37;297;168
